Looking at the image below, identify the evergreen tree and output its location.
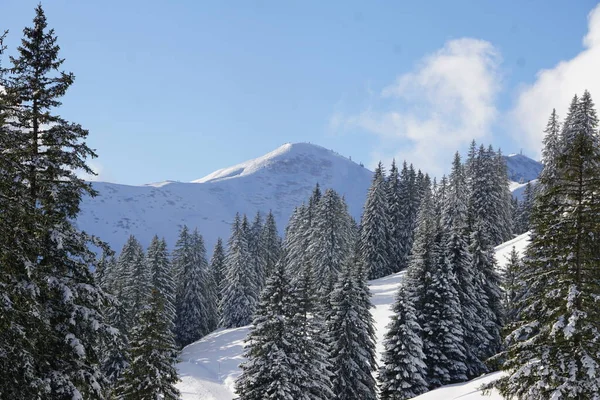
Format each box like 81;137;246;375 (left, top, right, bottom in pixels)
308;189;355;294
327;260;378;400
117;289;180;400
0;7;115;397
359;162;391;279
444;152;489;378
220;213;257;328
235;262;305;400
261;210;282;280
209;237;226;321
498;91;600;399
501;247;526;327
539;108;562;188
249;211;266;292
147;236;176;328
468;146;504;361
386;160;406;273
174;228;210;347
290;259;334;399
379;286;428;400
194;229;219;333
117;235;149;332
516;181;535;234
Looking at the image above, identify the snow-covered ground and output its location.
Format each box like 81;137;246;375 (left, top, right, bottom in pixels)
175;233;531;399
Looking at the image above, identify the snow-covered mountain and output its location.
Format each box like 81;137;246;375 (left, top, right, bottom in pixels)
77;143;373;254
77;144;542;254
176;232;531;399
504;153;543;184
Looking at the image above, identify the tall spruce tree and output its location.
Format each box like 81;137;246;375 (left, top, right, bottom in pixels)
174;228;210;347
235;262;305;400
498;91;600;399
307;189;355;294
249;211;266;292
444;152;489;378
379;285;428;400
386;160;406;273
0;7;115;397
220;213;257;328
209;237;226;322
261;210;281;280
117;235;148;332
327;260;378;400
147;236;176;329
117;289;180;400
359;162;391;279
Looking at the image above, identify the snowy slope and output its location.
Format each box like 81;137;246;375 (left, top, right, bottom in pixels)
175;233;531;399
77;143;373;254
503;154;542;184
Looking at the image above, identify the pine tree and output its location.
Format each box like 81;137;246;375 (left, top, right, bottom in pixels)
444;152;489;378
174;228;210;347
468;146;504;361
235;262;305;400
308;189;355;294
147;236;176;329
359;162;391;279
290;259;334;399
196;229;219;334
209;237;226;322
0;7;114;397
249;211;266;292
501;247;526;327
327;260;378;400
261;210;281;280
539;108;562;188
117;289;180;400
386;160;406;273
220;213;257;328
498;91;600;399
117;235;149;332
396;162;418;271
379;286;428;400
516;181;535;234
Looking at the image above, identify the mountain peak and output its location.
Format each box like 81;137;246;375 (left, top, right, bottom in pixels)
192;142;362;184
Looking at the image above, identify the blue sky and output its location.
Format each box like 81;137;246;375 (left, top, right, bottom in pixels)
2;1;599;184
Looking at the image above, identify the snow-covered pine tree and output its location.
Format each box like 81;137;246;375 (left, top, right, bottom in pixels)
468;145;504;361
501;247;526;327
516;181;535;234
147;236;176;329
194;229;219;333
117;288;180;400
261;210;282;281
327;259;378;400
539;108;562;189
220;213;257;328
235;261;305;400
498;91;600;399
308;189;355;294
0;6;115;397
379;285;428;400
395;162;418;272
359;162;391;279
386;160;405;273
290;259;334;399
444;152;489;378
494;148;514;243
249;211;266;293
174;228;209;347
410;178;467;387
209;237;226;322
118;235;149;332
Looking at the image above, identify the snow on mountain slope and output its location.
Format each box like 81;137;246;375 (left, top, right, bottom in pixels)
77;143;373;254
77;144;540;255
504;154;543;184
175;233;531;399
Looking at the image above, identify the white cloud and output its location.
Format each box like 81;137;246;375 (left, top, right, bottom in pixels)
77;160;111;182
512;3;600;157
331;38;502;176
